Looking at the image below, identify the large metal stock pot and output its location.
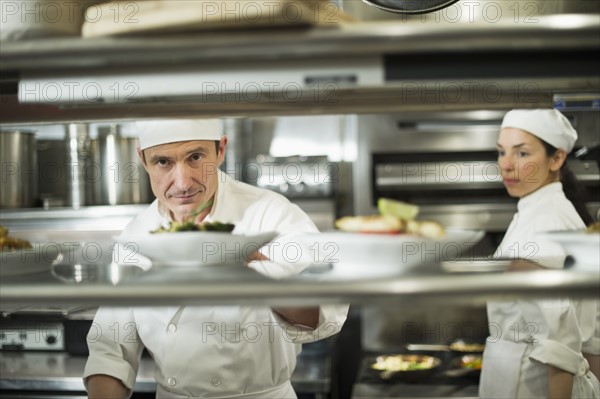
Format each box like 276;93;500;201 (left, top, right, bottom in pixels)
1;130;38;208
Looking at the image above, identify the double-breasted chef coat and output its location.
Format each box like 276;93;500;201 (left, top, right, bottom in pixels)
83;171;349;398
480;182;600;398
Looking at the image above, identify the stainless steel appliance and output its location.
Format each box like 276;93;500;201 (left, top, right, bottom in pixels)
0;130;38;208
65;123;89;209
238;116;343;231
88;124;153;206
245;155;335;199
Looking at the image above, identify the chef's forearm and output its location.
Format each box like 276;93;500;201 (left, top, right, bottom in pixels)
87;374;131;399
272;307;319;330
250;251;320;329
548;365;573;399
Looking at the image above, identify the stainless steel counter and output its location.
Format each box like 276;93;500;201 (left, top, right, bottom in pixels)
0;352;154;393
352;382;479;398
0;347;330;395
1;261;598;308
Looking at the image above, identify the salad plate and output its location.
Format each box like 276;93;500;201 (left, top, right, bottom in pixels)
115;231;278;267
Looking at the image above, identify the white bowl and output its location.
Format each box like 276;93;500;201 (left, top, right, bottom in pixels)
294;228;485;279
538;230;600;272
115;231;278;267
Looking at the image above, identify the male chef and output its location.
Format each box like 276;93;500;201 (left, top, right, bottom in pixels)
83;119;348;399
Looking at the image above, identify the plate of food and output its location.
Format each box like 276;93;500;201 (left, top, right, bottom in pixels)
445;354;483;379
537;222;600;272
449;339;486;353
294;199;484;278
115;220;278;267
369;354;442;382
459;354;483;370
1;226;63;277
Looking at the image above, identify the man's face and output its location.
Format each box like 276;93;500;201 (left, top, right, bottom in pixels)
140;138;227;221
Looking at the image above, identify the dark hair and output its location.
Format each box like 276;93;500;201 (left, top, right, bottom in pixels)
541;141;595;225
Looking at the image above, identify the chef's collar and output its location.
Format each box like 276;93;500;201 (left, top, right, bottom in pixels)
517;181;563;213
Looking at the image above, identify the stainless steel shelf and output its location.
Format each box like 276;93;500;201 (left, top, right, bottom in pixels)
1;262;598;308
2;17;599;71
0;205;147;232
1;15;599;122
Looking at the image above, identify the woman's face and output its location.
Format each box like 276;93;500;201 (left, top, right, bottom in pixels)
497;128;565;198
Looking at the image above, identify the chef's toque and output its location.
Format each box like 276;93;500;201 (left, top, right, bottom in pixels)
501;109;578;153
136;119;223;150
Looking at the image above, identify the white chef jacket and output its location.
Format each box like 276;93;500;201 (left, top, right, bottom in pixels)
480;182;600;399
83;171;349;398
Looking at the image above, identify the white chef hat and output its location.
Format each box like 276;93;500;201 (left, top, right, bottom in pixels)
136;119;223;150
500;109;578;153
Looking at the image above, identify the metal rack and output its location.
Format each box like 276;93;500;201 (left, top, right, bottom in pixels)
1;14;599;305
1;262;598;307
1;15;599;123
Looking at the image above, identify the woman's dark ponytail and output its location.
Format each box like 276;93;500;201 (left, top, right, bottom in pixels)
560;164;595;226
542;141;595;225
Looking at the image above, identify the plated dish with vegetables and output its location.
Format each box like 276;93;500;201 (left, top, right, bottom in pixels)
115;230;277;267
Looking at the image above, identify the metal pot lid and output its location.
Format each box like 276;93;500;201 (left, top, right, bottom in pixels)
362;0;460;14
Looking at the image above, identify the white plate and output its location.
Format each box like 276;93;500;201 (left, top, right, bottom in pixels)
538;230;600;272
115;231;278;267
441;259;512;273
1;246;63;277
294;229;485;278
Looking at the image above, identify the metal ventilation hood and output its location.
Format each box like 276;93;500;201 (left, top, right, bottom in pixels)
1;9;599;123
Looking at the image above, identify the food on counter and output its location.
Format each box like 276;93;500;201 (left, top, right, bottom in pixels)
371;354;440;372
406;220;446;239
335;198;446;238
0;225;33;251
151;220;235;234
586;221;600;233
378;198;419;220
335;214;404;234
450;340;486;353
460;354;483;370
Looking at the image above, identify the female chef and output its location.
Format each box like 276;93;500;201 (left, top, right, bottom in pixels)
479;109;599;398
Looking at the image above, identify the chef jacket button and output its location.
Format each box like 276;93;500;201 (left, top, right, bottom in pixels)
167;324;177;333
211;376;221;386
167;377;177;386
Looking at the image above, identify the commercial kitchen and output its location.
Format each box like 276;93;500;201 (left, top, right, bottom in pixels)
1;0;599;398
